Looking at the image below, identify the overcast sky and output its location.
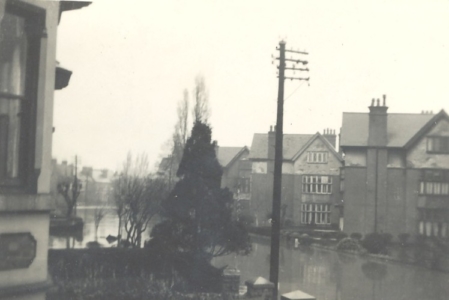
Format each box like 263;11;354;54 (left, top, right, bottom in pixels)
53;0;449;171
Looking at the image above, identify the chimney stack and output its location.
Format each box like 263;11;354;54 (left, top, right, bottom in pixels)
368;94;388;146
323;128;337;148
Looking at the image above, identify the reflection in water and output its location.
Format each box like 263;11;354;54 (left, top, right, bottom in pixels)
361;262;387;300
50;211;449;300
213;236;449;300
49;207;156;249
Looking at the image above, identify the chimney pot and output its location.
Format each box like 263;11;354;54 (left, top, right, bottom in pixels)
383;94;386;106
270;125;273;132
371;99;375;106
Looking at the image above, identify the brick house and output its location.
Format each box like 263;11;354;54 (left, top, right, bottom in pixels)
249;126;343;228
340;95;449;239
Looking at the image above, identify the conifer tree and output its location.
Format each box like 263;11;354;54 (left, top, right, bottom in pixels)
151;120;251;262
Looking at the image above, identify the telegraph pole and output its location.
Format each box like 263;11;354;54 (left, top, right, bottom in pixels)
270;41;309;300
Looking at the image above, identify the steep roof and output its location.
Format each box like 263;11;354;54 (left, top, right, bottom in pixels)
216;146;248;168
291;133;343;162
340;112;437;148
248;133;314;160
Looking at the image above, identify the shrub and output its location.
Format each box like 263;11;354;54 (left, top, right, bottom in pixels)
322;232;332;240
350;233;363;241
336;237;364;253
398;233;410;246
238;213;255;227
335;232;348;241
381;233;393;245
299;234;313;247
361;233;390;255
283;219;295;228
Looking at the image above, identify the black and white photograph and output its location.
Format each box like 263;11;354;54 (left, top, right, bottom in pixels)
1;0;449;299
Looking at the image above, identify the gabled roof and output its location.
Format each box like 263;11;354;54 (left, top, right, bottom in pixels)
291;132;343;162
404;110;449;149
216;146;249;168
340;112;443;148
248;133;314;161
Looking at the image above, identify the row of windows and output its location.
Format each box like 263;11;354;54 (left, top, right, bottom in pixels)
306;151;328;163
419;182;449;195
419;221;448;238
301;204;331;225
302;176;333;194
418;209;448;238
233;175;335;195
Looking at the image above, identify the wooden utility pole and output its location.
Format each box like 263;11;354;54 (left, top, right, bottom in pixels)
270;41;309;300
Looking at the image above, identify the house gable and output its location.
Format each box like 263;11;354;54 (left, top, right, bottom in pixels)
406;114;449;169
293;134;342;175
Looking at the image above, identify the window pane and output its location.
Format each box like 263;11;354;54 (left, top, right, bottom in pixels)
442;183;449;195
426;182;433;194
434;183;441;195
0;98;21;179
0;12;28;96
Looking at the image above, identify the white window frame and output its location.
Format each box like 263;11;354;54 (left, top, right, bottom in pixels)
419;181;449;195
302;175;333;194
301;203;331;225
306;151;329;163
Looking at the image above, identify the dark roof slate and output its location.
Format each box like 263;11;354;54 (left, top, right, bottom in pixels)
216;147;248;168
248;133;314;160
340;112;436;148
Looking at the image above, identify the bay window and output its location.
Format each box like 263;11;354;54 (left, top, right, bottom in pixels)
0;2;43;189
419;170;449;196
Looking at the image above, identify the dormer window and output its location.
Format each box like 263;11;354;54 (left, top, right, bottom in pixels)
427;136;449;154
307;151;328;163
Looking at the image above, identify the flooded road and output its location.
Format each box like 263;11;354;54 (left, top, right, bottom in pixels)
50;209;449;299
214;236;449;300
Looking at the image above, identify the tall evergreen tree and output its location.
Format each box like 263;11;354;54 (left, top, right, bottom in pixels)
151;120;251;262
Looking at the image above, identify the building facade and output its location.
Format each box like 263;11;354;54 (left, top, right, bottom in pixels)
249;126;343;228
0;1;89;298
340;95;449;239
216;146;251;216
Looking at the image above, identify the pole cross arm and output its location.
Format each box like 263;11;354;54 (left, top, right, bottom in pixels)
284;67;309;71
279;76;310;81
285;49;309;55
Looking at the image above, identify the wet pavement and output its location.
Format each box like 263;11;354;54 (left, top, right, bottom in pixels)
214;235;449;300
50;208;449;300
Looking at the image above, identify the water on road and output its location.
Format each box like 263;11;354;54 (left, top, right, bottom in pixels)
50;208;449;300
